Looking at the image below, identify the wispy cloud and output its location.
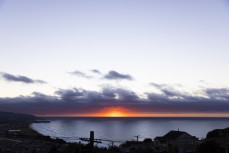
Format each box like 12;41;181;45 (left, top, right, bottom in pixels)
70;70;93;79
104;70;133;80
91;69;102;74
0;72;46;84
149;82;207;102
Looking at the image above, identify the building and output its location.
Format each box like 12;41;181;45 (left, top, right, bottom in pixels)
154;130;199;153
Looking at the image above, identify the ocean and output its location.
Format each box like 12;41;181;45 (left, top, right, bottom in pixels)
31;117;229;146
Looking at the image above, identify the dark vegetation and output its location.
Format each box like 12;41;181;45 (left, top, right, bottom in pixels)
197;141;224;153
206;127;229;139
197;127;229;153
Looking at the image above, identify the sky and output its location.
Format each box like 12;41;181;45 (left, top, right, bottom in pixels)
0;0;229;117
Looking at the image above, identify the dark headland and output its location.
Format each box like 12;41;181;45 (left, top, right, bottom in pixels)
0;111;229;153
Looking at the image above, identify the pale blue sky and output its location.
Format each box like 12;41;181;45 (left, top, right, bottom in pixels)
1;0;229;97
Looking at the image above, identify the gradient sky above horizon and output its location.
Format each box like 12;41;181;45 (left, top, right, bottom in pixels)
0;0;229;116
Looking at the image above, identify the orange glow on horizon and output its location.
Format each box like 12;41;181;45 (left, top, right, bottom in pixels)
37;107;229;118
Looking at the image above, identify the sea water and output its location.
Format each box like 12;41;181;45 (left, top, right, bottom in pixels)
31;117;229;146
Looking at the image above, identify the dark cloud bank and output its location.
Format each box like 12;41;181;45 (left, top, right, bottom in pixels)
1;71;229;116
0;86;229;116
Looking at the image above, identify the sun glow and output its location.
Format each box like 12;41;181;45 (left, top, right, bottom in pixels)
102;107;127;117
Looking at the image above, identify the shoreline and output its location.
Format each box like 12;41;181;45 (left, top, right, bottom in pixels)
2;121;229;152
33;120;50;123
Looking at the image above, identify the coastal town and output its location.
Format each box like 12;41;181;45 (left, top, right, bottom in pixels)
1;0;229;152
0;112;229;153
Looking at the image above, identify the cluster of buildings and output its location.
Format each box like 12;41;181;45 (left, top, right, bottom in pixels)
120;130;229;153
1;127;229;153
120;130;198;153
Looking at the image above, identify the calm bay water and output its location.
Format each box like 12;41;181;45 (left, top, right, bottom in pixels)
31;117;229;145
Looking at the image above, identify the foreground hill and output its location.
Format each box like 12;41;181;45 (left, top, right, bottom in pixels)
0;111;38;124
